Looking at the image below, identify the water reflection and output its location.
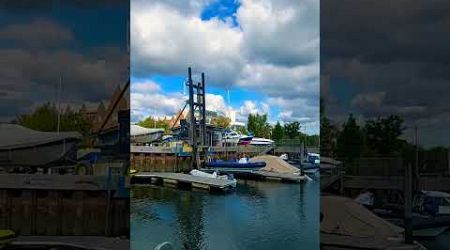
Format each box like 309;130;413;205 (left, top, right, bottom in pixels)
131;179;319;250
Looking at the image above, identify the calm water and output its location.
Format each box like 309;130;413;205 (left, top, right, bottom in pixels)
420;229;450;249
131;177;319;250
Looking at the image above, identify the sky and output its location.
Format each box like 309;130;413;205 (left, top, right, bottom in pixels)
0;0;129;122
321;0;450;147
130;0;319;135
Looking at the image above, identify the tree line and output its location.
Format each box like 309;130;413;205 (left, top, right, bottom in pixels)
136;112;319;146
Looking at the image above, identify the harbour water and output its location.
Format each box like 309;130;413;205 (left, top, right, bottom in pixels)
420;230;450;249
131;176;319;250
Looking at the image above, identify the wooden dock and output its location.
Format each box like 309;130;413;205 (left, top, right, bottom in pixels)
12;236;129;250
131;172;236;191
199;168;306;183
321;233;423;250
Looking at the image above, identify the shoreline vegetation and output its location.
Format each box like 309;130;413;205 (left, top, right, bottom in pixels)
136;112;319;146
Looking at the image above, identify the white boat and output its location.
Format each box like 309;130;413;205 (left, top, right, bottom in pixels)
223;131;253;145
189;169;237;187
415;190;450;216
130;124;165;143
306;153;320;164
0;124;81;166
250;137;274;146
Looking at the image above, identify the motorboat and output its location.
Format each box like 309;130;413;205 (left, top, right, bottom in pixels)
130;124;165;143
414;190;450;216
223;130;253;145
237;135;253;145
206;160;266;169
189;169;237;187
0;124;82;166
249;137;274;146
306;153;320;164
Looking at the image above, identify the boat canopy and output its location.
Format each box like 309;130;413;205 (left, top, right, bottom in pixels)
130;124;165;136
0;124;81;150
422;190;450;198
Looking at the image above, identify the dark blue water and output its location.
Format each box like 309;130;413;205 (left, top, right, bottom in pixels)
420;229;450;249
131;178;319;250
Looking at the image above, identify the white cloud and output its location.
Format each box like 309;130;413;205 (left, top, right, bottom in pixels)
130;89;185;122
131;3;243;87
131;80;161;92
206;93;228;113
236;100;270;122
237;0;319;66
130;0;319;131
238;63;319;99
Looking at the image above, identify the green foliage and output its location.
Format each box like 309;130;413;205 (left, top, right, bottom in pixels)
235;126;248;135
336;114;364;161
137;116;171;134
364;115;404;155
320;116;337;157
284;121;301;139
210;116;231;128
247;113;271;138
304;134;320;147
17;102;91;135
272;122;284;141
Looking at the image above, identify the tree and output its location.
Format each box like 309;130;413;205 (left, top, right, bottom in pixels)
284;121;301;139
320;116;337;157
247;113;271;138
236;126;248;135
17;102;91;135
272;122;284;141
320;97;338;156
364;115;404;155
137;116;171;134
210;116;231;128
336;114;364;161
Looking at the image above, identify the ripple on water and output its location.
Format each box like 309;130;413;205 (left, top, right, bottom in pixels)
131;180;319;250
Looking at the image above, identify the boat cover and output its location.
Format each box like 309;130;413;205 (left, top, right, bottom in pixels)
130;124;165;136
0;124;81;150
321;196;404;239
206;161;266;169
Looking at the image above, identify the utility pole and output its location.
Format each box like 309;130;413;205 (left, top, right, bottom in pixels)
57;76;62;134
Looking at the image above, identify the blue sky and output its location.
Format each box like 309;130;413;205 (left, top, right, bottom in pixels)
130;0;319;134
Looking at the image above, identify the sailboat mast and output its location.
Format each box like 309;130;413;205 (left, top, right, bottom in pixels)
57;76;62;134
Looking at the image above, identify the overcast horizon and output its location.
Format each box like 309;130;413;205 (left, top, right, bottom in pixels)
0;0;129;123
321;0;450;147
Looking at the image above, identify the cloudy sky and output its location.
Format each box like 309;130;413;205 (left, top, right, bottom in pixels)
130;0;319;135
321;0;450;147
0;0;128;122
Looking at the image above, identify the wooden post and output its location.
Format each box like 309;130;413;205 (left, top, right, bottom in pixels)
404;163;413;243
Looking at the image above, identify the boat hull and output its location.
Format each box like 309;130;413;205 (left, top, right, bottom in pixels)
206;161;266;169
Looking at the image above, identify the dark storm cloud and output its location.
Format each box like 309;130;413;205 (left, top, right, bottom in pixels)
0;0;127;12
322;0;450;65
0;19;74;48
322;0;450;146
0;3;128;122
